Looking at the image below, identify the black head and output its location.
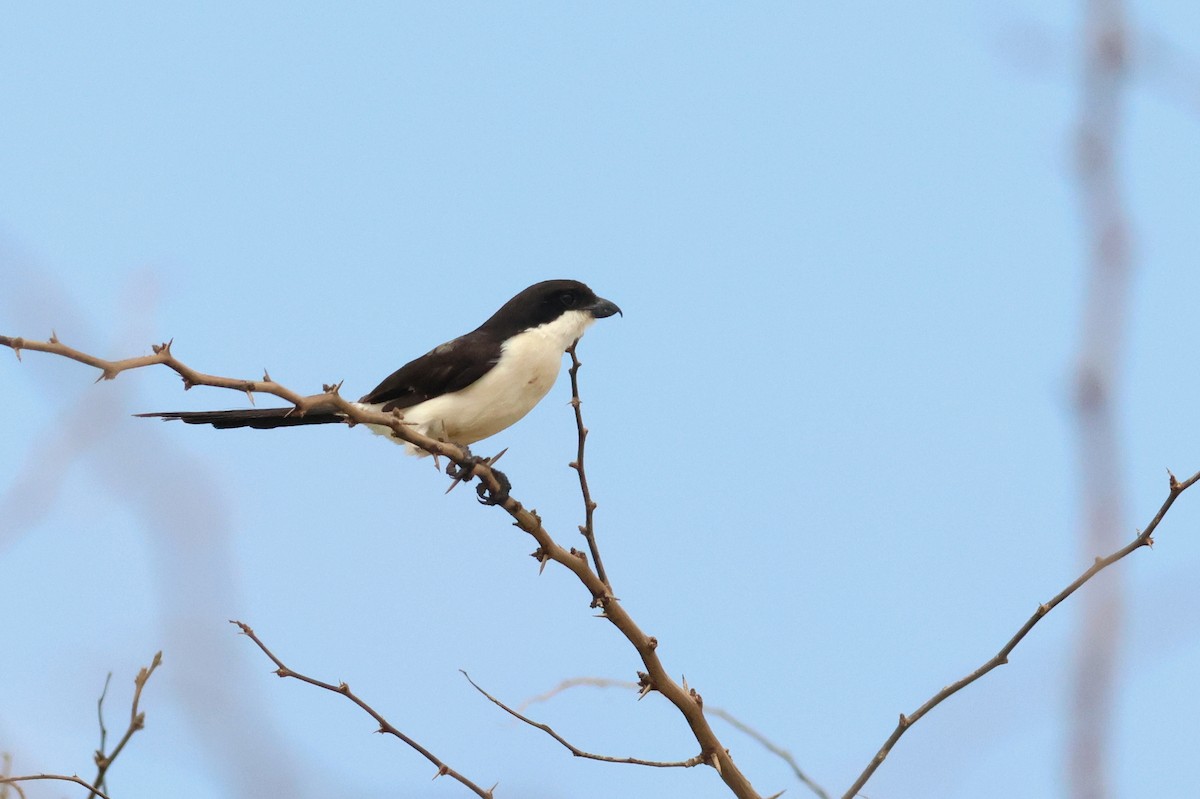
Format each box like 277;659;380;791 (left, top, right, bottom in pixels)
480;280;621;336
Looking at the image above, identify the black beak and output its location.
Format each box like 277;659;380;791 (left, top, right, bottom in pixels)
588;297;622;319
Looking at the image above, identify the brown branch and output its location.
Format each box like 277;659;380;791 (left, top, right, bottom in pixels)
841;469;1200;799
232;621;494;798
518;677;830;799
3;333;764;799
565;341;610;588
0;774;111;799
90;652;162;797
462;671;703;769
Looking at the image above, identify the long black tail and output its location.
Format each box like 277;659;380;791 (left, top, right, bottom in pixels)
135;407;346;430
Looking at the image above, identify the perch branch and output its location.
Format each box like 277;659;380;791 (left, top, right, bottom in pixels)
3;333;763;799
841;469;1200;799
232;621;494;798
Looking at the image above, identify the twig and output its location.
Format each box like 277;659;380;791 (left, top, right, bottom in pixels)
232;621;495;798
90;651;162;798
0;774;111;799
707;708;830;799
93;672;112;786
519;677;830;799
565;341;609;588
461;671;703;769
3;334;765;799
841;469;1200;799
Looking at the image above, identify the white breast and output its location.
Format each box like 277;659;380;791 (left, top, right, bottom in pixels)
359;309;596;455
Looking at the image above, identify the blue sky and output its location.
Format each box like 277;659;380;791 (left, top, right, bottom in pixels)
2;3;1199;798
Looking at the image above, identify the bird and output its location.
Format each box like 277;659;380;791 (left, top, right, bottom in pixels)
138;279;621;459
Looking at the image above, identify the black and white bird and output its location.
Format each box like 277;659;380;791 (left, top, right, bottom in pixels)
139;280;621;456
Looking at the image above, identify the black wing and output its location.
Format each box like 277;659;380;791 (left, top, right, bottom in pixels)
358;331;502;411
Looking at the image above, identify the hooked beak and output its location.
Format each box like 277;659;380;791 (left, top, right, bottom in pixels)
588;297;622;319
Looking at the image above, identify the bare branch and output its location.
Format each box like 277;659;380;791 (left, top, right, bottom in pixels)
232;621;494;798
3;333;765;798
519;677;830;799
565;341;609;588
462;671;703;769
0;774;111;799
841;469;1200;799
90;651;163;797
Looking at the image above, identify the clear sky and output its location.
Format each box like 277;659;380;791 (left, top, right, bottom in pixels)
2;3;1199;798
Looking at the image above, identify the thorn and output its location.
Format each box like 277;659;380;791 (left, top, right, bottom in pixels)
1168;468;1180;491
488;447;508;466
245;389;255;405
1145;535;1154;547
710;752;722;774
49;329;59;344
434;765;449;779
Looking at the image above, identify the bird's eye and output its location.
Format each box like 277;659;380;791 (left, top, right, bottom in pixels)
560;292;577;308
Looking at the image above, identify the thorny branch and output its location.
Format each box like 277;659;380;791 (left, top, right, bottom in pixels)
2;333;765;799
232;621;495;798
461;671;704;769
840;469;1200;799
90;652;163;798
565;341;609;588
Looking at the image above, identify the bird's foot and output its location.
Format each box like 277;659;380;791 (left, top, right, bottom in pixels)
444;446;511;505
476;467;511;506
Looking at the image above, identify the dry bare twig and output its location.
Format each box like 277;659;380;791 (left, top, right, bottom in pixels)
565;341;609;588
90;652;163;798
0;774;111;799
461;671;703;768
841;469;1200;799
518;677;831;799
232;620;495;798
3;334;765;798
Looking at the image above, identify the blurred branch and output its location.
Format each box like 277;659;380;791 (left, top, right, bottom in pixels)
0;774;111;799
842;469;1200;799
462;671;703;768
4;333;765;798
90;652;163;797
565;341;609;588
519;677;830;799
1070;2;1131;797
232;620;495;798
